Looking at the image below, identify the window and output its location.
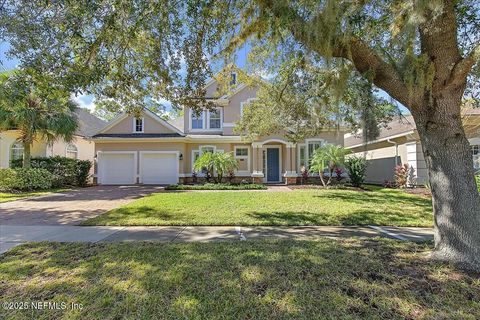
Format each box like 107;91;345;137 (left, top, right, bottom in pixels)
191;110;204;129
299;146;306;169
134;117;144;132
230;72;237;85
235;147;248;157
200;146;215;154
10;142;24;161
472;145;480;169
66;143;78;159
308;140;323;159
209;109;221;129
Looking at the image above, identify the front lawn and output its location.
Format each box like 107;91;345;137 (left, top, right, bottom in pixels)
83;188;433;226
1;239;478;319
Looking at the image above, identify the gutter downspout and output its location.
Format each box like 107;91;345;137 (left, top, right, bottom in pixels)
386;139;399;166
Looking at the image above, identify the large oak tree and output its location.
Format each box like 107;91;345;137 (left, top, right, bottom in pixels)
1;0;479;269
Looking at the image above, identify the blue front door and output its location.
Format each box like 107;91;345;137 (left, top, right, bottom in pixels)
267;148;280;182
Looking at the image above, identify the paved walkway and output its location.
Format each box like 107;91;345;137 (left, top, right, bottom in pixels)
0;185;164;225
0;225;434;254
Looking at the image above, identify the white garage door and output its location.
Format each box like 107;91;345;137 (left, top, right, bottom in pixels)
98;152;136;185
140;152;178;185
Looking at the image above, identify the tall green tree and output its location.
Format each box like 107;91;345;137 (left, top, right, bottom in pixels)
1;0;480;269
0;72;79;168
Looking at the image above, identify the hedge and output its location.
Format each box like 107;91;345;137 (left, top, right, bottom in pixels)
165;183;267;190
11;156;92;187
0;168;54;191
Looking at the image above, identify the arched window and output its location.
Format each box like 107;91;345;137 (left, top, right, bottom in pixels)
66;143;78;159
10;142;24;161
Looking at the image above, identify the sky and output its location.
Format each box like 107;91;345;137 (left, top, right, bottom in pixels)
0;41;406;114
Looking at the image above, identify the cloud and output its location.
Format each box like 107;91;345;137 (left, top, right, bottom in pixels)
71;93;96;111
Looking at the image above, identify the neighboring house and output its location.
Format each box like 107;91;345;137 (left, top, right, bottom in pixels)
0;108;106;168
344;110;480;185
92;72;346;185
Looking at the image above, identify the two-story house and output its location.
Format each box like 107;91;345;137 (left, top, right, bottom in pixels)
92;72;346;185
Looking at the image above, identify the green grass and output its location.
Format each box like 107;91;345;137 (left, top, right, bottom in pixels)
83;188;433;227
0;189;68;203
165;183;267;190
1;239;478;319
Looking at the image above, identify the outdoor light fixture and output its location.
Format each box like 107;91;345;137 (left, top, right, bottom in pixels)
179;153;183;160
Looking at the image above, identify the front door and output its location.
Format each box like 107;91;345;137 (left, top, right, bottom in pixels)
266;148;280;182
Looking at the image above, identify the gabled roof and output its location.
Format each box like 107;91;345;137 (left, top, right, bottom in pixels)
94;108;184;136
75;108;107;137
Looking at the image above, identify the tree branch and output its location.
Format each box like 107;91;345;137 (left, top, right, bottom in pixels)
448;43;480;87
257;0;412;108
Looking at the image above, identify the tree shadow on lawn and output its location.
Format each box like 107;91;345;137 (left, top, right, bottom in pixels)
82;206;192;226
313;192;433;211
1;239;478;319
246;209;432;226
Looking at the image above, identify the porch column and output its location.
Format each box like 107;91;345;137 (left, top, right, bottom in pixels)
284;142;297;185
251;143;264;183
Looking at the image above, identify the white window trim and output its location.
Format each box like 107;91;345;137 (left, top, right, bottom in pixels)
297;143;306;171
305;139;325;164
230;72;237;86
207;108;223;130
65;143;78;159
10;142;24;162
132;117;145;133
234;146;250;173
191;145;218;176
189;108;223;132
240;98;258;118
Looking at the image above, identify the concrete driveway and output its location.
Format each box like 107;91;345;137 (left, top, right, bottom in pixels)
0;185;164;225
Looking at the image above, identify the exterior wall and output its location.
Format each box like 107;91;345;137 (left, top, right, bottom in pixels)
49;137;95;162
0;131;47;168
103;113;177;134
222;86;258;135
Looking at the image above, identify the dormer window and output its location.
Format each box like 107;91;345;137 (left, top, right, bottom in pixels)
134;117;144;133
230;72;237;85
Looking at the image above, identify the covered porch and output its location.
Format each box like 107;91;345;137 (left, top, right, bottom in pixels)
251;139;297;184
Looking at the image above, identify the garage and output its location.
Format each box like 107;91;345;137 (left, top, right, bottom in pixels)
98;152;136;185
139;151;179;185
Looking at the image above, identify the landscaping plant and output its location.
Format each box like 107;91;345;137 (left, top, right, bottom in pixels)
345;156;368;188
193;151;238;184
11;156;92;187
309;145;348;187
0;168;53;191
394;164;409;188
0;71;79;168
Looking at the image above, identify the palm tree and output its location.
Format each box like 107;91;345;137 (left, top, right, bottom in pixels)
0;72;79;168
193;152;238;183
309;145;349;187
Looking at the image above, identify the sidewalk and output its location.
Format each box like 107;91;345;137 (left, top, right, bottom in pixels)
0;225;434;254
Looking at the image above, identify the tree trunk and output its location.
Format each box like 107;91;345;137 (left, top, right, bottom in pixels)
22;142;31;168
412;91;480;271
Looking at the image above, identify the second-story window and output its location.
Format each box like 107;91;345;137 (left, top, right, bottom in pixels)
191;110;204;129
209;109;221;129
134;117;144;132
230;72;237;85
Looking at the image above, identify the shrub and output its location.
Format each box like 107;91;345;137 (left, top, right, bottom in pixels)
11;156;91;187
394;164;410;188
166;183;267;190
309;145;349;187
475;175;480;192
0;168;53;191
193;152;238;183
345;156;368;188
